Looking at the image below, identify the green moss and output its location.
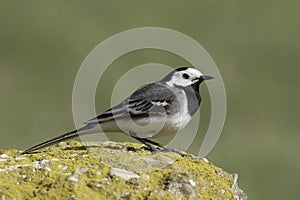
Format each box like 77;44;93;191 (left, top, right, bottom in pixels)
0;141;247;200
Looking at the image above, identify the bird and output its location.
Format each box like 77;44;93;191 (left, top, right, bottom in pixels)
21;67;213;154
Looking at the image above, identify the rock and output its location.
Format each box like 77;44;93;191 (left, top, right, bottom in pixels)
33;159;51;170
66;173;80;182
77;167;89;174
0;154;11;159
0;140;247;200
109;167;140;181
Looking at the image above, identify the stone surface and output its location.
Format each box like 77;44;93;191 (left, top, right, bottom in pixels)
0;141;247;200
109;167;140;181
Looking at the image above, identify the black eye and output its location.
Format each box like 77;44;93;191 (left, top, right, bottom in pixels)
182;73;190;79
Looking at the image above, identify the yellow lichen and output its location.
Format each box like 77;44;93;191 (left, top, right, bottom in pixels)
0;141;247;200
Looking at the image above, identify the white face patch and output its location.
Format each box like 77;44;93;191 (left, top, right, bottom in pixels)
166;68;203;87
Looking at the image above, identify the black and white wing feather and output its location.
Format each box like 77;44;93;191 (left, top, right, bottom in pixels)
85;83;178;125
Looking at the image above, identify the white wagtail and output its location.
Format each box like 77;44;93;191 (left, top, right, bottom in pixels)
21;67;213;154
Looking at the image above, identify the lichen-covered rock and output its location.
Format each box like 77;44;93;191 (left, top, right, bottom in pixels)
0;141;247;200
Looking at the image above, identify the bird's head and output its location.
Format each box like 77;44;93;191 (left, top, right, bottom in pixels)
162;67;214;88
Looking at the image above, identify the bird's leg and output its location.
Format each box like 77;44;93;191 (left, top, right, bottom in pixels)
130;135;186;156
139;138;164;148
129;133;187;156
130;136;161;152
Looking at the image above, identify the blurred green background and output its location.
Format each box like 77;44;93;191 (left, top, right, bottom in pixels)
0;0;299;199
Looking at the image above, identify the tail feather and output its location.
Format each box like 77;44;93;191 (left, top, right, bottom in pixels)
21;125;94;154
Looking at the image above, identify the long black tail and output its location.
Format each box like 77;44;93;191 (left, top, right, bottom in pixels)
21;126;91;154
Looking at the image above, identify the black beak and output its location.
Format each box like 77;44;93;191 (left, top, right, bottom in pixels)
202;75;214;80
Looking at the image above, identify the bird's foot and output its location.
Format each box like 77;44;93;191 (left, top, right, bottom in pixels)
130;135;187;157
141;145;161;152
143;145;187;157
